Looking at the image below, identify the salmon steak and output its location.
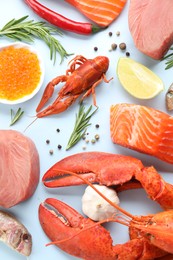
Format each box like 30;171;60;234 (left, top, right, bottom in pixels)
110;103;173;164
65;0;127;27
128;0;173;59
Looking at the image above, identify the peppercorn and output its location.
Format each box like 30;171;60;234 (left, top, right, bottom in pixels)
91;139;96;144
56;128;60;132
57;144;62;149
111;43;117;50
49;149;53;155
116;31;120;36
119;43;126;50
95;134;100;140
109;32;113;37
94;47;98;51
95;124;100;128
46;139;50;144
126;52;130;57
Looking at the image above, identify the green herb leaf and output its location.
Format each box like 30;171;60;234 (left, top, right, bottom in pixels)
0;16;72;63
162;47;173;70
66;104;98;150
10;108;24;126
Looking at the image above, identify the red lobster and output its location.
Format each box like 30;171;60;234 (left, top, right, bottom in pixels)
39;152;173;259
36;55;112;117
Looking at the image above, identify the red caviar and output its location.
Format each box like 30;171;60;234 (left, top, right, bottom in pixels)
0;46;41;101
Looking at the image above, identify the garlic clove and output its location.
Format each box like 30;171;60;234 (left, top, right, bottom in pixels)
82;184;120;221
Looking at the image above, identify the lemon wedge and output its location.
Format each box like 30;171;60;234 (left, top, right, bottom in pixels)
117;57;164;99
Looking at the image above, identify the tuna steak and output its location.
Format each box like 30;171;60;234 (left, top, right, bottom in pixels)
128;0;173;59
0;130;40;208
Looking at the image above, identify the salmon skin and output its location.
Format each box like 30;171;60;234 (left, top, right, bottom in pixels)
110;103;173;164
65;0;127;27
128;0;173;59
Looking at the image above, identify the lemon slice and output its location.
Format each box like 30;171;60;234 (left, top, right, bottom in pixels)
117;57;164;99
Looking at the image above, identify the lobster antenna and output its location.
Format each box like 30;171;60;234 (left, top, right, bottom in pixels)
53;169;134;219
46;214;130;247
23;117;38;132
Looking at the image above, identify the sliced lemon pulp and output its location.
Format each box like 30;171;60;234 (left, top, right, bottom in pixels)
117;57;164;99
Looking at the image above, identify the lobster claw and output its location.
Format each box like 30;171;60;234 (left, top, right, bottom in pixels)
42;152;173;211
38;198;117;260
39;198;171;260
42;152;144;188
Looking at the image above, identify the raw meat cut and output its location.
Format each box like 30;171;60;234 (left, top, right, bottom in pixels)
128;0;173;59
0;130;40;208
110;103;173;164
65;0;127;27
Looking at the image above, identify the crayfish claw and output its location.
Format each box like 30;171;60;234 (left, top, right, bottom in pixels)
36;82;55;112
36;75;68;113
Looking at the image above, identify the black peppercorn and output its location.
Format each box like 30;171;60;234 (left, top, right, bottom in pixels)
57;144;62;150
126;52;130;57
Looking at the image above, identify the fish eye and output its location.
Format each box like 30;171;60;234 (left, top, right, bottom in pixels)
22;233;30;242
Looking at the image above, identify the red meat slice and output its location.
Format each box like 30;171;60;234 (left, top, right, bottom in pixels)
0;130;40;208
128;0;173;59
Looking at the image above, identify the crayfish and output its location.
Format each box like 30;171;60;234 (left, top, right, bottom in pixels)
39;152;173;259
36;55;112;118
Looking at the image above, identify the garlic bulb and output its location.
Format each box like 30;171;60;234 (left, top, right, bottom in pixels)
82;184;120;221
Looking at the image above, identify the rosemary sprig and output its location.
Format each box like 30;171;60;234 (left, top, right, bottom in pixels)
66;104;98;150
162;47;173;70
0;16;71;63
10;108;24;126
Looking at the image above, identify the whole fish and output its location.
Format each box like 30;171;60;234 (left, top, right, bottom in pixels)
0;210;32;256
166;83;173;111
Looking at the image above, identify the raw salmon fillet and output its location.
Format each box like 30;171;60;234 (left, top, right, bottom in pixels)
110;103;173;164
65;0;127;26
129;0;173;59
